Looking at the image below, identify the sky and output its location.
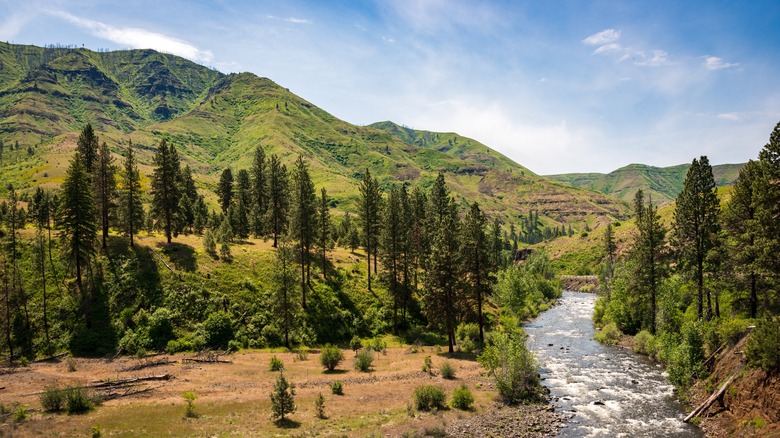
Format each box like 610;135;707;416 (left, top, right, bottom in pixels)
1;0;779;174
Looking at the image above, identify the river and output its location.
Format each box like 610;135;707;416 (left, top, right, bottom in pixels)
524;291;704;437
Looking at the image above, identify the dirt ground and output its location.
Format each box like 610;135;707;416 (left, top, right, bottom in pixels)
0;346;541;437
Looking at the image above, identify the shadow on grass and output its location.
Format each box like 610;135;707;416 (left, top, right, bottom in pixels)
274;418;301;429
437;351;478;362
158;242;197;272
323;369;348;375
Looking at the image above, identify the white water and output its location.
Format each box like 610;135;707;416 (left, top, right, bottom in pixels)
525;291;703;437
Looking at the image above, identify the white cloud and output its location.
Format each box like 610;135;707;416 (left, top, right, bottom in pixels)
593;42;622;55
582;29;621;46
285;17;313;24
634;50;671;67
704;56;739;70
717;112;741;121
50;11;213;63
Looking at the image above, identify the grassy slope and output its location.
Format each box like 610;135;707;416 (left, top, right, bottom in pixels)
547;163;744;205
0;42;629;227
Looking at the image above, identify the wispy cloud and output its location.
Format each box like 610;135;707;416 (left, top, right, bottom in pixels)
703;56;739;70
50;11;213;63
717;112;741;121
634;50;671;67
267;15;313;24
582;29;620;46
593;42;622;55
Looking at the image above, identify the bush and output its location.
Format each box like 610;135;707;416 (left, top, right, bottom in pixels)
203;311;233;349
350;336;362;353
633;330;656;356
65;386;94;414
295;347;309;361
41;387;66;412
166;338;194;354
413;384;447;411
746;317;780;373
319;345;345;371
331;381;344;395
594;322;622;345
451;384;474;410
478;329;542;404
367;338;386;354
422;355;433;373
183;391;197;418
439;361;456;379
315;393;325;419
354;349;374;372
455;322;481;353
270;355;284;371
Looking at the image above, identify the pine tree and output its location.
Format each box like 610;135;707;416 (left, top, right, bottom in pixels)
754;122;780;313
462;202;491;344
290;156;316;309
218;168;234;215
150;139;182;244
358;169;381;291
29;188;51;346
602;222;617;300
59;152;97;295
94;141;116;249
316;188;331;280
4;185;32;358
267;154;289;248
270;373;296;421
272;241;300;349
672;156;720;320
76;123;99;174
250;146;268;237
118;141;144;247
233;169;251;239
632;190;667;333
380;186;404;332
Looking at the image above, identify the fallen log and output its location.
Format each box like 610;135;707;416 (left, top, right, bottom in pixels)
120;358;176;372
90;374;172;389
182;357;231;364
33;352;68;363
102;385;162;401
684;373;737;422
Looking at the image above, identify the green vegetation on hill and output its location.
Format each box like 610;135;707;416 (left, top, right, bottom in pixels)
547;162;744;205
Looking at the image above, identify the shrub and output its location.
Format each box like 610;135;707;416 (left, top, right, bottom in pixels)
40;387;66;412
269;355;284;371
295;347;309;361
594;322;622;346
270;373;296;421
203;311;234;349
315;393;325;419
456;322;481;353
319;345;345;371
413;384;447;411
354;349;374;372
65;386;94;414
451;384;474;410
439;361;456;379
331;380;344;395
746;317;780;373
422;355;433;373
66;357;77;372
166;338;194;354
14;405;26;422
478;329;542;404
183;391;197;418
350;336;362;353
633;330;656;355
367;338;386;354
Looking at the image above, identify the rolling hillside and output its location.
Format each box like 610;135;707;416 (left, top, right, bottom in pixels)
547;162;744;205
0;41;628;228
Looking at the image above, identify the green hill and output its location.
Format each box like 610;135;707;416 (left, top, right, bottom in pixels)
546;162;744;205
0;41;628;227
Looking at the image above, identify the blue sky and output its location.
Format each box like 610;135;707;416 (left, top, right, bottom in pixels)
1;0;778;174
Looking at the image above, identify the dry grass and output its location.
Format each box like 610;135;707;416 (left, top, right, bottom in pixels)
0;347;493;437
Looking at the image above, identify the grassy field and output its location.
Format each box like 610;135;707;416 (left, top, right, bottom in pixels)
1;346;495;437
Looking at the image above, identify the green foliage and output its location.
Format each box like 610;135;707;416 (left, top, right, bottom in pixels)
663;321;706;390
315;393;325;419
350;335;362;353
451;384;474;410
478;328;541;404
202;311;233;349
422;355;433;373
41;386;66;412
91;425;102;438
331;381;344;395
633;330;656;355
746;317;780;373
455;322;481;354
413;385;447;411
13;405;26;422
495;251;561;321
319;344;345;371
269;355;284;372
594;322;622;346
183;391;197;418
270;373;296;421
366;338;386;354
65;386;96;414
439;361;455;379
354;349;374;372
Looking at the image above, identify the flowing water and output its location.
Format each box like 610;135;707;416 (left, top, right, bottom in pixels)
524;291;704;437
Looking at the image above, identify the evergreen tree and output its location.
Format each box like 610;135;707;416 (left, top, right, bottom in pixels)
250;146;268;237
59;152;97;295
490;217;503;269
4;185;32;358
29;187;51;346
193;196;209;234
94;141;116;249
316;188;331;280
270;373;296;421
271;241;300;349
724;160;761;317
118;141;144;247
672;156;720;320
602;222;617;300
632;190;667;334
233;169;251;239
462;202;491;344
358;169;381;291
180;165;198;202
267;154;289;248
754;122;780;313
218;168;234;215
290;156;316;309
76;123;99;174
150;139;182;244
380;186;404;332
